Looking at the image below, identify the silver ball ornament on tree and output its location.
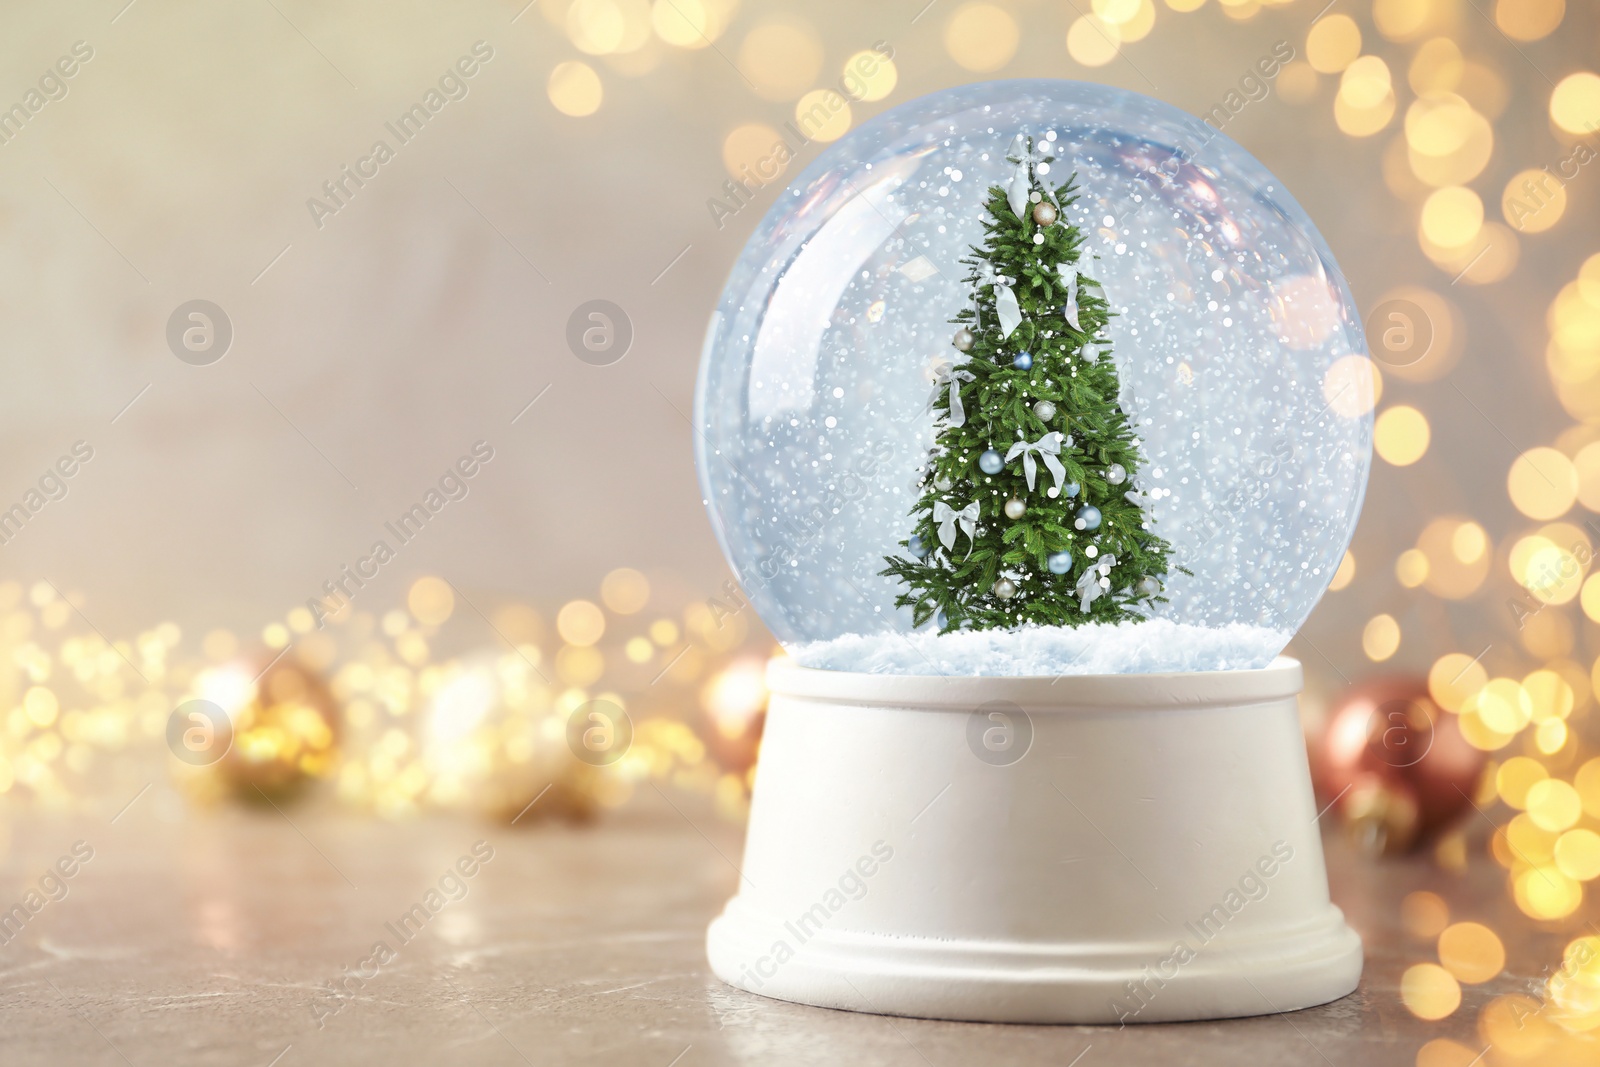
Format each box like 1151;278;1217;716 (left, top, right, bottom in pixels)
933;474;953;492
993;578;1017;600
1004;497;1026;520
1032;400;1057;422
953;328;975;352
1032;201;1058;226
1106;463;1127;485
1135;576;1162;598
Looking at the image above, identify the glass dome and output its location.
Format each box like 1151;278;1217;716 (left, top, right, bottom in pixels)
695;80;1372;675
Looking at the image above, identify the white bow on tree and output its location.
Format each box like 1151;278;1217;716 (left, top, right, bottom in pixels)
929;360;977;427
1076;555;1118;613
974;261;1023;340
1057;264;1083;332
1005;133;1057;219
932;500;980;556
1004;432;1067;493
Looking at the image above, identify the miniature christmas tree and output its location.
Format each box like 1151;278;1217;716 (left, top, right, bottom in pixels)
882;133;1176;633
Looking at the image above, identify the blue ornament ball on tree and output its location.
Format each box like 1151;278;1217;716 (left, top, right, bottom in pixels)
1074;505;1102;531
978;449;1005;475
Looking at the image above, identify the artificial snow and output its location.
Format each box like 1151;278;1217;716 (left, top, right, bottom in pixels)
790;619;1290;677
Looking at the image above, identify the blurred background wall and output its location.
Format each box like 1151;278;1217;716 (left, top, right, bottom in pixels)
0;0;1597;706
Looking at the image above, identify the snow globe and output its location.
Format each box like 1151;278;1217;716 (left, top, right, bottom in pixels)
697;81;1370;1023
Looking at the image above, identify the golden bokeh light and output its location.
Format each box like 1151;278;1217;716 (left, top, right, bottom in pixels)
721;122;784;180
945;2;1020;72
1330;550;1356;591
1420;221;1518;285
1510;528;1586;606
1550;72;1600;135
1509;447;1579;519
556;599;606;646
407;576;455;627
1406;95;1493;188
1568;441;1600;518
1372;0;1442;41
1527;777;1583;831
1471;677;1533;736
1451;520;1485;562
1277;61;1318;105
1514;865;1582;919
1401;890;1449;938
1503;168;1568;234
566;0;651;55
736;21;822;102
1165;0;1205;9
1092;0;1141;23
1419;186;1482;249
1375;405;1430;465
1524;667;1576;721
1417;518;1491;599
1415;1039;1481;1067
600;567;651;614
1067;15;1123;67
1397;549;1429;588
1335;56;1396;136
1409;38;1463;94
1496;0;1565;42
1578;757;1600;818
1554;828;1600;881
1535;717;1567;754
794;89;851;142
1401;962;1461;1020
1437;922;1504;983
1580;252;1600;305
1111;0;1157;41
650;0;733;48
1499;756;1548;808
1363;613;1401;661
842;50;897;102
548;61;603;117
1306;14;1360;74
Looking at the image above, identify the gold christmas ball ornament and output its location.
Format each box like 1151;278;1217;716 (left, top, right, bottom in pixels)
993;578;1018;600
183;656;340;801
952;328;975;352
1004;497;1026;520
1032;201;1058;226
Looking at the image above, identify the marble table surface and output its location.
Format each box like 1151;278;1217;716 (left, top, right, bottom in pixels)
0;789;1560;1066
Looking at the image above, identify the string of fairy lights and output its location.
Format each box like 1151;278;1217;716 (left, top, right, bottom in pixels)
0;573;771;827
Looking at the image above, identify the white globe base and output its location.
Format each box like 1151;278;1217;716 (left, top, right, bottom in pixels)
706;656;1362;1024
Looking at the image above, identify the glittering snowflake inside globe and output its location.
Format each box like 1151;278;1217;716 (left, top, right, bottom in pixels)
694;80;1374;676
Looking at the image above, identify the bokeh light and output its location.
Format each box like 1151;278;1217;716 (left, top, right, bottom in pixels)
945;2;1020;72
1374;405;1430;465
548;60;604;116
1401;962;1461;1020
1550;72;1600;135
